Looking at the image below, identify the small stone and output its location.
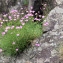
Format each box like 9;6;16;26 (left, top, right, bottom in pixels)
25;61;32;63
49;39;54;43
54;24;59;29
50;43;55;46
44;62;49;63
29;52;36;59
50;31;58;35
50;56;59;63
51;49;57;57
44;58;50;63
36;58;44;63
60;36;63;38
60;31;63;35
16;59;25;63
38;47;42;51
41;42;50;48
39;51;41;53
33;47;37;51
53;36;58;39
47;36;50;38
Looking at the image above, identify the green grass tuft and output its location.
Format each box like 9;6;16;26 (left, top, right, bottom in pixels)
0;20;42;56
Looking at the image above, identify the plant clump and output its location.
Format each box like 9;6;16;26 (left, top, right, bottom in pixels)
0;9;43;56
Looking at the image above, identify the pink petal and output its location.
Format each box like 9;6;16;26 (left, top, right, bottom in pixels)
0;49;3;52
16;48;18;51
35;43;40;46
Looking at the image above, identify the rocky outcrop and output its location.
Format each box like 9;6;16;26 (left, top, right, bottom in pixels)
0;0;21;14
56;0;63;5
0;0;57;14
0;0;17;14
43;4;63;32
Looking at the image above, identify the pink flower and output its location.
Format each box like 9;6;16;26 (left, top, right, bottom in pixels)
0;49;3;52
14;15;16;17
21;22;25;25
3;14;7;17
27;13;33;16
39;15;41;17
30;10;33;13
35;43;40;47
26;11;28;13
3;19;5;22
2;32;6;36
5;29;8;32
1;22;3;24
44;4;47;7
34;18;40;21
43;8;46;10
42;15;45;18
31;7;33;9
35;13;37;15
25;16;28;19
43;22;49;26
11;26;15;29
9;16;12;20
10;10;18;13
24;15;28;18
16;48;18;51
17;15;19;18
20;26;22;29
12;42;15;45
21;13;24;15
16;34;20;36
32;11;35;13
21;17;24;20
21;8;23;10
20;20;23;22
16;26;20;29
6;26;10;30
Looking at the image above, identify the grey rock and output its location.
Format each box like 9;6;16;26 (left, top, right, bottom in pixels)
50;56;59;63
41;42;50;48
44;58;50;63
41;48;51;59
56;0;63;5
51;49;58;57
43;6;63;32
38;47;42;51
59;60;63;63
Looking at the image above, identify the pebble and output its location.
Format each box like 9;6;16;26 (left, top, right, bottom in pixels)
51;49;57;57
60;36;63;38
38;47;42;51
25;61;32;63
49;39;54;43
41;42;50;48
44;58;50;63
50;43;56;46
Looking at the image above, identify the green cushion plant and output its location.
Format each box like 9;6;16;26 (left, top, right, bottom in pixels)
0;16;42;56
